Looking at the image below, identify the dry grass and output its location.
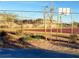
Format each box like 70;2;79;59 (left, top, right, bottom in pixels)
26;39;79;55
0;28;79;55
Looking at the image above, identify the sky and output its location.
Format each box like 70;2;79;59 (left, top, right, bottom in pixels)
0;1;79;23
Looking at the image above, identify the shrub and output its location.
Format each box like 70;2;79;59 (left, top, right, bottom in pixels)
22;35;33;41
31;35;45;39
18;35;45;42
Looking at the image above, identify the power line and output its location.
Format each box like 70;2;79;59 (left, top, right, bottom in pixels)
0;10;79;14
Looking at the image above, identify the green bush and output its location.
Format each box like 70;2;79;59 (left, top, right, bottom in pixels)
31;35;45;39
22;35;33;41
69;34;78;43
20;35;45;41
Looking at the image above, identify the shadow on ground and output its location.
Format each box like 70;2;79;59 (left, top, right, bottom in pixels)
0;48;79;58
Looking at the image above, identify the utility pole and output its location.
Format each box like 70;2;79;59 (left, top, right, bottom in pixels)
21;12;23;34
60;15;62;33
58;8;71;33
43;6;48;40
56;15;59;40
49;2;54;36
71;12;74;34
